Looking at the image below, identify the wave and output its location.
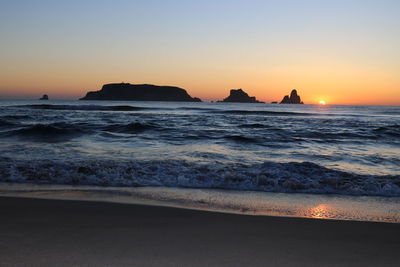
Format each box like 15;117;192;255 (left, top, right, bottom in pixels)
215;110;313;116
298;131;378;140
238;123;271;128
223;135;260;143
0;121;161;140
0;119;16;127
177;107;218;111
102;122;159;134
213;110;385;118
374;110;400;116
0;115;32;120
0;123;88;142
373;125;400;137
14;104;148;112
1;159;399;197
1;120;397;145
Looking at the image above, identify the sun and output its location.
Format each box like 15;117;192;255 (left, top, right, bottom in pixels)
319;100;326;105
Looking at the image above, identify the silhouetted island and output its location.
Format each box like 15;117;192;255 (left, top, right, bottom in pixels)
280;89;304;104
39;94;49;100
80;83;202;102
218;89;264;103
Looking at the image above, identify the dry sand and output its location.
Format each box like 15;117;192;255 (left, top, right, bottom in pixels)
0;196;399;267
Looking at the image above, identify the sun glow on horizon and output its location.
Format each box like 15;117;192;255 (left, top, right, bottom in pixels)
319;100;326;105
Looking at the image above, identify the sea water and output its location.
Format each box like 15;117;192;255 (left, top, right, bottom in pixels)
0;100;399;221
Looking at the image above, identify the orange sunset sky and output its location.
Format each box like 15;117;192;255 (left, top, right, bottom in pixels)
1;0;399;105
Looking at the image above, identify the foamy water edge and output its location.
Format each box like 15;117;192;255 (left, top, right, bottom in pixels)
1;183;399;223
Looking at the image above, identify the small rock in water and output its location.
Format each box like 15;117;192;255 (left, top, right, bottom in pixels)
280;89;304;104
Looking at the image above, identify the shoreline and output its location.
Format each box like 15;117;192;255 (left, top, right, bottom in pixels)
1;196;399;267
0;183;399;223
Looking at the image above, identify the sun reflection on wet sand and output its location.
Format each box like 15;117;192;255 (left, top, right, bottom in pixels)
309;204;330;219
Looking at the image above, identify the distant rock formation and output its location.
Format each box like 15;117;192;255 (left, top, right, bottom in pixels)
80;83;201;102
39;94;49;100
271;101;278;104
219;89;264;103
280;89;304;104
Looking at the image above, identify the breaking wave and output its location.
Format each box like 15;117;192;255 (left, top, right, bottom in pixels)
1;159;399;197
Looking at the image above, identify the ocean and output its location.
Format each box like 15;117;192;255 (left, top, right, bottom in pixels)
0;100;399;222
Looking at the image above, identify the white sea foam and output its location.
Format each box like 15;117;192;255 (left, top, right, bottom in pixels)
1;158;399;197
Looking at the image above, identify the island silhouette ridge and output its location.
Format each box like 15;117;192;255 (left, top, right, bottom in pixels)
218;89;264;103
79;82;304;104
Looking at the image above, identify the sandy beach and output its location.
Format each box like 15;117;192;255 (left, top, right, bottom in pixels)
0;196;399;267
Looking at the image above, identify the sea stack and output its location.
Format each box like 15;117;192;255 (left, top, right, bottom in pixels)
219;89;264;103
280;89;304;104
80;83;201;102
39;94;49;100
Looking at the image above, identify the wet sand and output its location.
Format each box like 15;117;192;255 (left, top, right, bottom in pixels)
0;196;399;267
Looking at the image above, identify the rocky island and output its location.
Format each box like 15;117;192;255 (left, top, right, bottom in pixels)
80;83;202;102
39;94;49;100
219;89;264;103
280;89;304;104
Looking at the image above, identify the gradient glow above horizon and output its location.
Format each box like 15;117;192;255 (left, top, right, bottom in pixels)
1;0;399;105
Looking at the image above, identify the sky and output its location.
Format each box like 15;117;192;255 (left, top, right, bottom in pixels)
0;0;399;105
